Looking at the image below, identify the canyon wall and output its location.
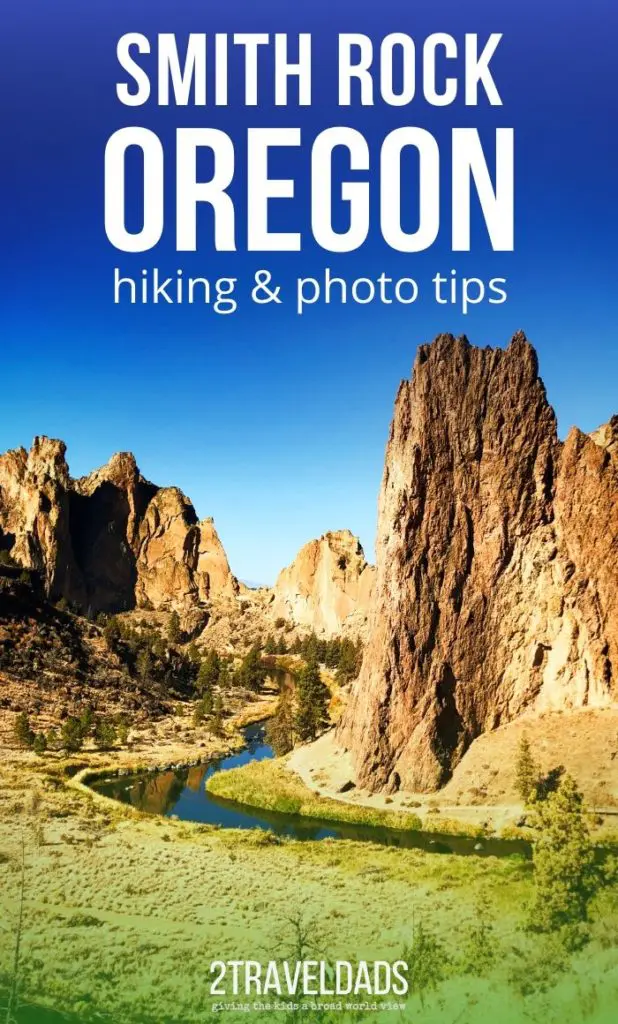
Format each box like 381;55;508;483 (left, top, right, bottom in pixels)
338;333;617;792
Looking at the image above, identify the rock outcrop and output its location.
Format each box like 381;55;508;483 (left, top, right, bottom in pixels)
135;489;237;613
271;530;375;638
338;333;617;793
0;438;238;617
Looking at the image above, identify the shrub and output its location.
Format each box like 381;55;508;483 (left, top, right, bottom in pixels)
61;717;84;753
515;734;539;804
529;774;605;933
14;713;35;749
33;733;48;756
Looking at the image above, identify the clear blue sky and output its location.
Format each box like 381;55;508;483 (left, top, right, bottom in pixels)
1;0;617;583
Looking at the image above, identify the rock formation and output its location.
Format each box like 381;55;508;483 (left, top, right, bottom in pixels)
338;333;617;793
0;438;238;618
271;530;375;638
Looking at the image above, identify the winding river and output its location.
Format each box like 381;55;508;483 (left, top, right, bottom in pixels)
90;722;530;858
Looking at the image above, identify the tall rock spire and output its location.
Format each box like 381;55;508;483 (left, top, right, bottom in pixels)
338;333;615;792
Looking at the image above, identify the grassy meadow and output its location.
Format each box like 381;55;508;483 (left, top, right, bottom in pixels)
0;750;618;1024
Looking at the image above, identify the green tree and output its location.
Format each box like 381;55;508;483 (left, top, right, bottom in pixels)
152;635;167;659
46;728;59;752
264;634;277;655
78;706;95;737
515;734;539;804
136;647;153;682
117;723;130;746
236;645;267;693
324;639;341;669
530;774;604;933
211;693;224;736
276;636;288;656
94;719;117;750
103;616;121;650
266;687;296;755
14;713;34;749
186;642;201;664
198;650;221;695
294;658;330;742
335;637;363;683
61;717;85;753
167;610;182;645
218;661;231;691
33;733;48;757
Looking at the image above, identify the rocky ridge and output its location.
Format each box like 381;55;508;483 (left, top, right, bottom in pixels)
338;332;618;793
0;440;373;642
0;439;237;621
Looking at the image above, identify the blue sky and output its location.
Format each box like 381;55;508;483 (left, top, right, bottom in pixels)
1;0;617;583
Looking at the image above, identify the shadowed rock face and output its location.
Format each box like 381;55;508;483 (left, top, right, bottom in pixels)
0;439;238;617
271;530;375;638
338;333;617;793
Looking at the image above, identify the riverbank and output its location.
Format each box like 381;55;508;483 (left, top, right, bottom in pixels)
286;732;518;837
206;755;424;832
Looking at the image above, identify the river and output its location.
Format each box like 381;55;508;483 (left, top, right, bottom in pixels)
89;722;530;858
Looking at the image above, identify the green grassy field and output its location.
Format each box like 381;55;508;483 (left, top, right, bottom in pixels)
1;753;617;1024
207;756;424;830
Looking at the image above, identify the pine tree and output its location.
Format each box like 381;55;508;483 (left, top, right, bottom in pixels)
78;706;95;737
236;645;267;693
294;658;330;741
197;651;220;695
276;636;287;655
103;616;121;650
94;719;117;750
301;632;320;664
515;734;539;804
324;639;341;669
186;643;201;664
212;693;224;736
218;661;231;690
167;610;182;645
136;647;153;682
264;634;277;655
46;728;59;752
61;717;84;753
266;688;296;755
33;733;48;757
530;774;604;932
14;713;34;749
117;723;130;746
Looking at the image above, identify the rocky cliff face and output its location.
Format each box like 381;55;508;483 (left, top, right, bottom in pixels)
0;438;237;618
338;333;617;792
271;530;375;638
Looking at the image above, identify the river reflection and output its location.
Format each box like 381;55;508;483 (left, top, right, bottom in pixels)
90;722;531;858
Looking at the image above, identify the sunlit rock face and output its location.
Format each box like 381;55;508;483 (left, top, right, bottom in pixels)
0;438;238;617
271;530;375;639
338;333;616;793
